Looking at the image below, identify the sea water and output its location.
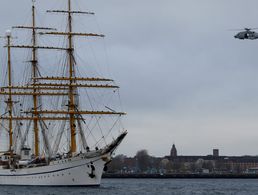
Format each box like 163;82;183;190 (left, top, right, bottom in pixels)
0;179;258;195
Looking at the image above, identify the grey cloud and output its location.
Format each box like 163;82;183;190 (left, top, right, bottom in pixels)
1;0;258;157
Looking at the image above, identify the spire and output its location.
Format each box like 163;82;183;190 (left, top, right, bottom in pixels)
170;144;177;157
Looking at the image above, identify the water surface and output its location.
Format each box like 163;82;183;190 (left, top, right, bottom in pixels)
1;178;258;195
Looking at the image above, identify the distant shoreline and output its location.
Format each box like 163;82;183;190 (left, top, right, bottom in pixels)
103;173;258;179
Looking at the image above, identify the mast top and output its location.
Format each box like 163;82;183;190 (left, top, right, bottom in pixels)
5;30;11;37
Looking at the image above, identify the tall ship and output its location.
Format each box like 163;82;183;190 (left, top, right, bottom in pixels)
0;0;127;186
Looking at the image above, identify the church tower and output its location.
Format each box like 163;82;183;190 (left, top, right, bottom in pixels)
170;144;177;157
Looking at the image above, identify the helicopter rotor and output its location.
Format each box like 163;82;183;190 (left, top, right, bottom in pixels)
229;27;258;31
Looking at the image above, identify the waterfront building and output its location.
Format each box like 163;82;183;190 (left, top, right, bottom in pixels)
213;149;219;157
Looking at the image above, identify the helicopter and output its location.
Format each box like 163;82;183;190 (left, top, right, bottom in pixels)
233;28;258;40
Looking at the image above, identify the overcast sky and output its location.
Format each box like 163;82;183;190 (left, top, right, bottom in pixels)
1;0;258;157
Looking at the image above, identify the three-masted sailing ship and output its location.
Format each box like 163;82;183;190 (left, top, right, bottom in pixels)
0;0;127;186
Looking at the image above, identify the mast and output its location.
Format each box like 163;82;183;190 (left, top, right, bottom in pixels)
67;0;77;154
32;1;40;157
32;0;125;155
6;30;13;154
11;0;57;157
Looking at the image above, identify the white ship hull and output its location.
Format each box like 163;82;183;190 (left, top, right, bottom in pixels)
0;153;108;186
0;131;127;186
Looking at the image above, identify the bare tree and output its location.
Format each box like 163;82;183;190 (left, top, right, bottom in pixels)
108;154;127;173
135;149;150;172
